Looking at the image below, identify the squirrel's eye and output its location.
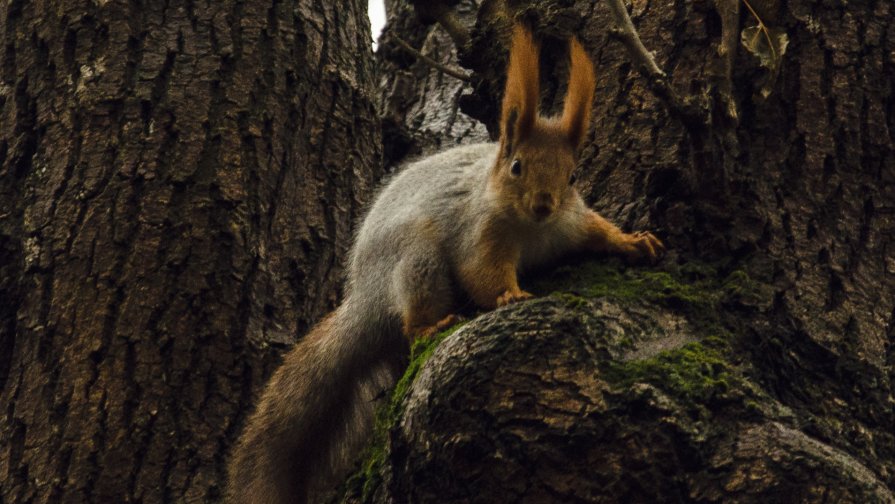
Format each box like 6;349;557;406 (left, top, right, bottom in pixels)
569;173;577;185
510;159;522;176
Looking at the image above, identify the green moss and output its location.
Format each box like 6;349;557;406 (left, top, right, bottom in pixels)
342;323;465;500
388;325;460;419
529;259;770;420
722;269;752;292
550;291;590;309
604;341;735;406
721;269;772;306
744;399;763;415
530;259;721;312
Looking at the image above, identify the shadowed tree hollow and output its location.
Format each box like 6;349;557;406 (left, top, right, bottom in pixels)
0;0;379;502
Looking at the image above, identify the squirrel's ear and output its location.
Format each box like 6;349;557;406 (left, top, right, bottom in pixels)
560;37;596;151
499;25;540;158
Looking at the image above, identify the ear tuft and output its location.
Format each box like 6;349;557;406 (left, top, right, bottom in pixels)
499;25;540;157
560;37;596;150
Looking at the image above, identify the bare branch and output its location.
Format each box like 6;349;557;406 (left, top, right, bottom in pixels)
605;0;706;129
605;0;665;78
391;35;472;82
713;0;740;121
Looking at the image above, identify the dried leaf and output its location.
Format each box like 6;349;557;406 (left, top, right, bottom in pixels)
741;25;788;71
741;25;788;98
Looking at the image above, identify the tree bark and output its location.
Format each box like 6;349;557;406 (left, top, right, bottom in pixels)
382;294;894;502
376;0;488;167
350;0;895;501
0;0;380;502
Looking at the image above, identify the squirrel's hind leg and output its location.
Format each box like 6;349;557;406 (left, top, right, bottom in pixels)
392;249;459;341
416;314;465;339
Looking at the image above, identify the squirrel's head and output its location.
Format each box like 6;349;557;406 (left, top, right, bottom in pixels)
491;25;596;224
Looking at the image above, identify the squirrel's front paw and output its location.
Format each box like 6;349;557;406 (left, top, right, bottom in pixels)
496;289;534;307
623;231;666;264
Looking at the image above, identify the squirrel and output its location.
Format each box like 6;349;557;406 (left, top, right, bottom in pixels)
227;25;664;504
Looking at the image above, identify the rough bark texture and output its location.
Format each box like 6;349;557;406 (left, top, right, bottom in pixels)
0;0;380;502
392;294;893;503
346;0;895;501
376;0;488;168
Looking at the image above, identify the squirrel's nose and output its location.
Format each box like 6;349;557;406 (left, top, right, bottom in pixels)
532;192;554;220
533;205;553;219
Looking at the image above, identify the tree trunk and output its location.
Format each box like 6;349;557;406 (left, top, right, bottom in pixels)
348;0;895;501
376;0;488;167
0;0;380;502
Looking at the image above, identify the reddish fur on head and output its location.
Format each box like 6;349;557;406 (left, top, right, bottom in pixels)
499;25;540;157
561;37;596;150
494;25;597;224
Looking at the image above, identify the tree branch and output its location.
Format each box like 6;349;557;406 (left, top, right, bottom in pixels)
390;36;472;82
605;0;706;129
605;0;665;78
432;8;471;49
713;0;740;122
408;0;471;49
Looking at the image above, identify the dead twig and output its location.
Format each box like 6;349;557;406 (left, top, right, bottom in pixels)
605;0;664;77
713;0;740;122
605;0;706;129
391;35;472;82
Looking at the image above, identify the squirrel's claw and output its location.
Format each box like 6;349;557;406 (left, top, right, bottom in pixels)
496;289;534;307
625;231;665;264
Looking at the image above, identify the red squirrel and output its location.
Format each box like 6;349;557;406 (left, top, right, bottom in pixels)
227;25;664;504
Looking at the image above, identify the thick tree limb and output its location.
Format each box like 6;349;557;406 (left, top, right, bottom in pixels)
433;8;471;49
408;0;471;49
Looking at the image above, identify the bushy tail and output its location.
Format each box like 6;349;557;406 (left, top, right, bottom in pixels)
227;300;403;504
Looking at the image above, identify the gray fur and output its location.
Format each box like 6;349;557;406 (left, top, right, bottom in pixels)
352;143;589;288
